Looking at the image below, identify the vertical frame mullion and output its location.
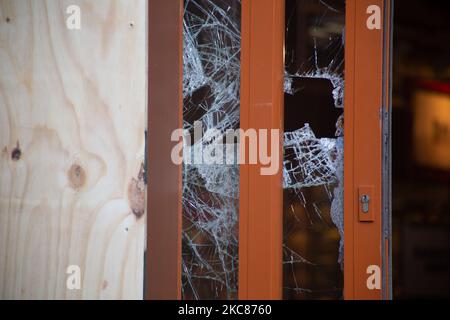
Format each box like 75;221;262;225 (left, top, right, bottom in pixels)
344;0;391;300
382;0;393;300
239;0;284;300
147;0;183;300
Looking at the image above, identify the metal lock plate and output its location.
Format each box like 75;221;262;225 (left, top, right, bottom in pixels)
359;186;374;222
361;194;370;213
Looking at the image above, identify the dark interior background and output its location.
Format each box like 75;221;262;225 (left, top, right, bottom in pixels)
393;0;450;299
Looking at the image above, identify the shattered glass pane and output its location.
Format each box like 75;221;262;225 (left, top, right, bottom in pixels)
283;0;345;299
182;0;241;300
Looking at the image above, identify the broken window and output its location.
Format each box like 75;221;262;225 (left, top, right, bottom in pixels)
181;0;345;300
182;0;241;300
283;0;345;300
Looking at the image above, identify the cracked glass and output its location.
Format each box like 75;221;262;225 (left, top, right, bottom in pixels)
283;0;345;300
182;0;241;300
181;0;345;300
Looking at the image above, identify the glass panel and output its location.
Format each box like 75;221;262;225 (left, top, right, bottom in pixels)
182;0;241;300
283;0;345;300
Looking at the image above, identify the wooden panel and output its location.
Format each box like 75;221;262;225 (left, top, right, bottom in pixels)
0;0;147;299
146;0;183;300
344;0;388;299
239;0;284;300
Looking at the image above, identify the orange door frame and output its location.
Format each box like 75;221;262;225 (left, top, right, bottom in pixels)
145;0;392;300
239;0;285;300
344;0;392;300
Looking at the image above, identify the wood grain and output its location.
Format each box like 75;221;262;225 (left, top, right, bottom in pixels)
0;0;146;299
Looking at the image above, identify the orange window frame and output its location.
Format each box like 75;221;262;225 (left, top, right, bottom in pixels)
146;0;392;300
344;0;392;300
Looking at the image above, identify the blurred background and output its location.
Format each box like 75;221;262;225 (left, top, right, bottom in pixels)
393;0;450;299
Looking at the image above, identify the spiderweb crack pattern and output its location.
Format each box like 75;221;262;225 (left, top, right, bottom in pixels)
182;0;241;300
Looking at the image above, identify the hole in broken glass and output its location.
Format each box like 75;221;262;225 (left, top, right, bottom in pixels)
283;0;345;299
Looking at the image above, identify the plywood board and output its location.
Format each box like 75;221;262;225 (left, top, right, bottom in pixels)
0;0;147;299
